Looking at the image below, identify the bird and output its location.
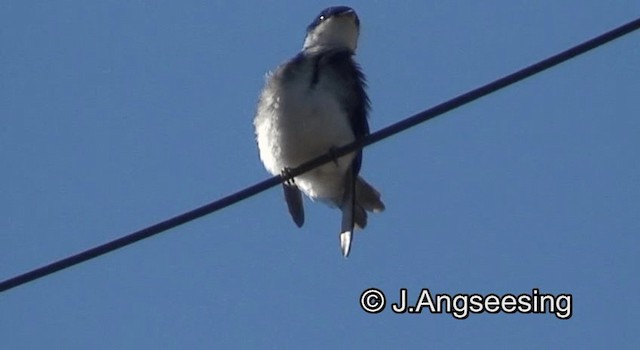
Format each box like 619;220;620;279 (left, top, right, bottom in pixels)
254;6;384;257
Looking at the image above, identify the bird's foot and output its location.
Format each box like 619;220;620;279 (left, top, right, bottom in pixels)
328;146;340;167
281;167;296;186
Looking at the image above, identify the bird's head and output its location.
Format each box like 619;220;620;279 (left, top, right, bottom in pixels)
302;6;360;53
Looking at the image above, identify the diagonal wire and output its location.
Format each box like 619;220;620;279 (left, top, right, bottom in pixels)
1;17;639;293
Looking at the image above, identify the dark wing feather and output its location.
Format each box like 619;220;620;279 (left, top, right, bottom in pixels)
283;183;304;227
317;49;370;175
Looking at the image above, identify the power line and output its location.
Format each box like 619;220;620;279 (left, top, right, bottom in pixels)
1;17;639;293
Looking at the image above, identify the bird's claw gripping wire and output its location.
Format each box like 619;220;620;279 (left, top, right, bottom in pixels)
281;167;296;186
328;146;341;166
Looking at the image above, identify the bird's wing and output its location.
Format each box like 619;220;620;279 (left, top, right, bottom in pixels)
283;183;305;227
317;49;370;174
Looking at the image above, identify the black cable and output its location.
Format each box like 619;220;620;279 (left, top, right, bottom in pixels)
1;17;639;293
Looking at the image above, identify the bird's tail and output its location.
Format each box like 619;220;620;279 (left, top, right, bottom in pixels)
340;174;385;257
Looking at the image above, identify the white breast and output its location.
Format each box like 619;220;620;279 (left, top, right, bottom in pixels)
255;65;355;202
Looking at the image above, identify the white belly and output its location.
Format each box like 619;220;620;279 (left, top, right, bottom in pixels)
255;74;355;201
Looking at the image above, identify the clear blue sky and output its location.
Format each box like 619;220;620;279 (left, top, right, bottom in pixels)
2;1;639;348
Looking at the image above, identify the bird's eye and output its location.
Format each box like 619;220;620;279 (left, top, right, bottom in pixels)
319;15;325;21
